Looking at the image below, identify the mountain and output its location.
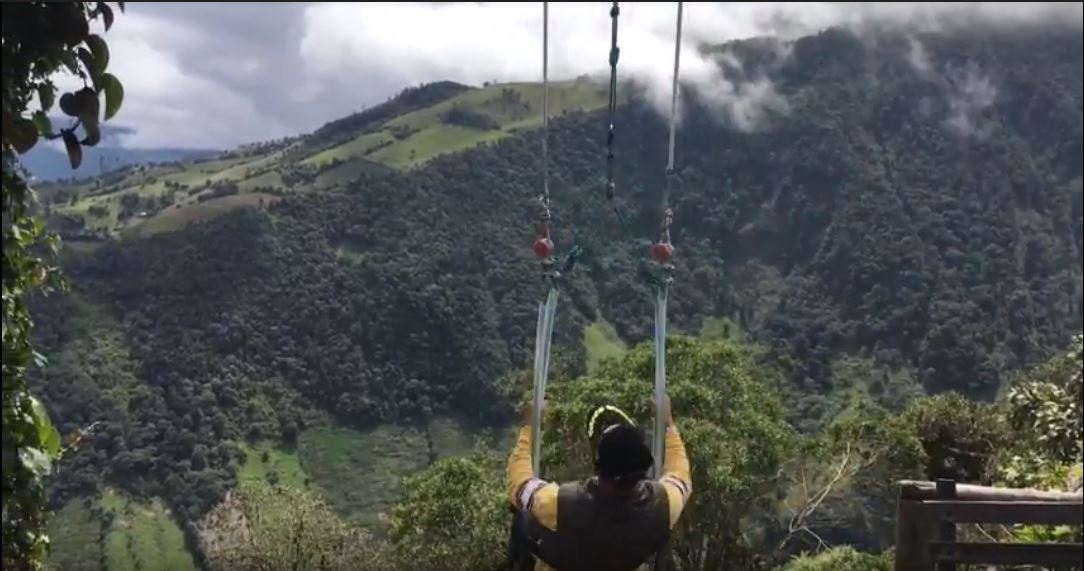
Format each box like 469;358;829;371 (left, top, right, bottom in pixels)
21;122;218;182
32;25;1082;562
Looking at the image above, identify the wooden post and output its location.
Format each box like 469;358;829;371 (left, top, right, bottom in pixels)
895;496;935;571
936;479;958;571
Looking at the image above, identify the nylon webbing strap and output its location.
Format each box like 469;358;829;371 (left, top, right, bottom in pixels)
531;286;559;475
652;286;668;479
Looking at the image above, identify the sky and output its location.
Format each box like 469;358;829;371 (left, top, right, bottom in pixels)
78;2;1083;150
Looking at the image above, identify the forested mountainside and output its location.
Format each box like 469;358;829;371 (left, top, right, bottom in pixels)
33;24;1082;552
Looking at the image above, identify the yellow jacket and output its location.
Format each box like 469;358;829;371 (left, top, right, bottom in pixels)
506;424;692;571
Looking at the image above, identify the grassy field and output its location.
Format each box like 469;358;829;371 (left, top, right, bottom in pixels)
699;316;748;345
99;490;197;571
238;441;308;489
49;79;608;238
583;319;628;373
297;416;477;527
301;131;396;167
46;499;102;571
298;425;430;526
236;169;285;192
135;192;276;237
47;490;197;571
302;80;608;170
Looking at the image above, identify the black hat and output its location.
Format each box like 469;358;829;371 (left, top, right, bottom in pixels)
595;423;653;485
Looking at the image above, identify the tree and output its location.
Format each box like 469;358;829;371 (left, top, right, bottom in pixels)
540;337;794;571
388;454;508;571
2;3;124;568
777;403;926;554
773;546;891;571
998;334;1083;489
200;483;396;571
903;393;1009;484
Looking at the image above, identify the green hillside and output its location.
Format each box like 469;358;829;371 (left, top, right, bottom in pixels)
30;26;1084;571
42;80;608;239
46;490;197;571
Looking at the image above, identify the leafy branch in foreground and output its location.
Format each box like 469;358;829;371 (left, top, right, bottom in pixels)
2;2;125;569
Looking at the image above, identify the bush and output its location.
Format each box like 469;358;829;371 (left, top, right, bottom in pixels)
904;393;1010;483
389;454;508;571
439;105;499;130
776;547;892;571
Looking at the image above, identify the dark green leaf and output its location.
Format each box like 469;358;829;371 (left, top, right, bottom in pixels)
55;3;90;47
59;92;79;116
75;87;100;123
1;109;14;137
82;115;102;146
38;84;56;111
11;118;39;154
60;50;80;74
63;129;83;169
101;73;125;120
31;111;53;137
77;47;97;80
86;34;109;77
100;3;115;31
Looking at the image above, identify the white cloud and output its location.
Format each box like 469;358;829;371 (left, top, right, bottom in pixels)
904;34;999;138
86;2;1081;149
944;64;998;137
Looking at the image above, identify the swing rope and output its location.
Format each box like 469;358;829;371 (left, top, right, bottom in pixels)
529;1;558;476
660;1;683;249
604;1;629;237
652;0;683;481
541;0;551;236
605;1;619;204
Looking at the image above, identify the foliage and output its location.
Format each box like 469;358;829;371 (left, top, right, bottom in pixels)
2;3;124;569
779;402;925;553
773;546;891;571
903;393;1010;484
998;335;1083;489
388;454;508;571
200;483;397;571
440;105;501;131
1004;335;1083;465
541;337;794;571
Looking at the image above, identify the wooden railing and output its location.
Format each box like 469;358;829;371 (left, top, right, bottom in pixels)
894;479;1083;571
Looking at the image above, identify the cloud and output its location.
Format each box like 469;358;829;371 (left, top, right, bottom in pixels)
906;37;933;77
89;2;1081;149
903;35;999;138
944;64;998;137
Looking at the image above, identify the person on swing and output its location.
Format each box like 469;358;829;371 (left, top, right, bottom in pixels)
507;395;692;571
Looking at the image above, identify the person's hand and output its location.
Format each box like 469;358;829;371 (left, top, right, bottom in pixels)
651;393;673;426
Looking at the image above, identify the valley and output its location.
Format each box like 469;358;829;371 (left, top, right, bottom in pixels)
21;24;1084;571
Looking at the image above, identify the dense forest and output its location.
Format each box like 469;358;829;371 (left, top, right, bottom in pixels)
24;24;1084;570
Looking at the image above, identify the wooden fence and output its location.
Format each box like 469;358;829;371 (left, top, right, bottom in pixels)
895;479;1083;571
